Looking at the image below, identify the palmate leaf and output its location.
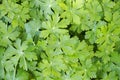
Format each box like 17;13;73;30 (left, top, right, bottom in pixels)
70;0;104;33
95;42;114;64
39;56;64;79
96;25;110;44
45;34;79;56
25;19;41;42
74;59;97;79
14;39;37;70
44;35;63;57
0;21;20;47
2;39;37;72
39;0;61;18
39;13;69;38
0;0;30;27
0;0;20;18
38;56;65;79
85;0;102;21
0;0;120;80
40;0;55;15
29;0;41;7
12;1;30;27
59;35;79;53
38;35;81;78
85;21;102;44
38;59;54;78
38;33;95;79
2;43;21;72
77;40;93;57
50;55;67;71
61;3;81;24
96;21;120;45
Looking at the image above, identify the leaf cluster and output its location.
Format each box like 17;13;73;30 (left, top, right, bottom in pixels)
0;0;120;80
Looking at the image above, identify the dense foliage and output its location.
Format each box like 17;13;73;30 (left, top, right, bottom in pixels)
0;0;120;80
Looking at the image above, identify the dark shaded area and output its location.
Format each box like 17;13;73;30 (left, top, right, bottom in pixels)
91;56;102;63
67;24;76;38
18;28;27;41
67;23;86;41
96;69;104;79
114;41;120;53
101;18;109;24
91;78;97;80
51;8;55;14
78;31;86;41
16;0;22;5
78;58;82;66
0;16;8;24
93;43;98;53
27;68;40;80
111;0;119;2
90;78;102;80
33;31;40;44
0;0;2;4
69;30;75;38
7;22;11;26
67;24;72;30
69;30;86;41
26;18;32;23
59;17;63;22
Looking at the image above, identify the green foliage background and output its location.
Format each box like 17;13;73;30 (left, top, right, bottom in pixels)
0;0;120;80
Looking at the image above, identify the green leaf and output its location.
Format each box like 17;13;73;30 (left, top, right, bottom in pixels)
19;56;28;71
0;47;5;79
73;14;80;24
85;31;96;44
24;52;37;61
111;52;120;66
73;0;84;9
16;69;29;80
0;0;120;80
25;20;41;37
39;13;69;38
0;21;20;47
104;11;112;22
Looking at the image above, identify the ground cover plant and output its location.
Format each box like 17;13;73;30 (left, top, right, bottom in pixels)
0;0;120;80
